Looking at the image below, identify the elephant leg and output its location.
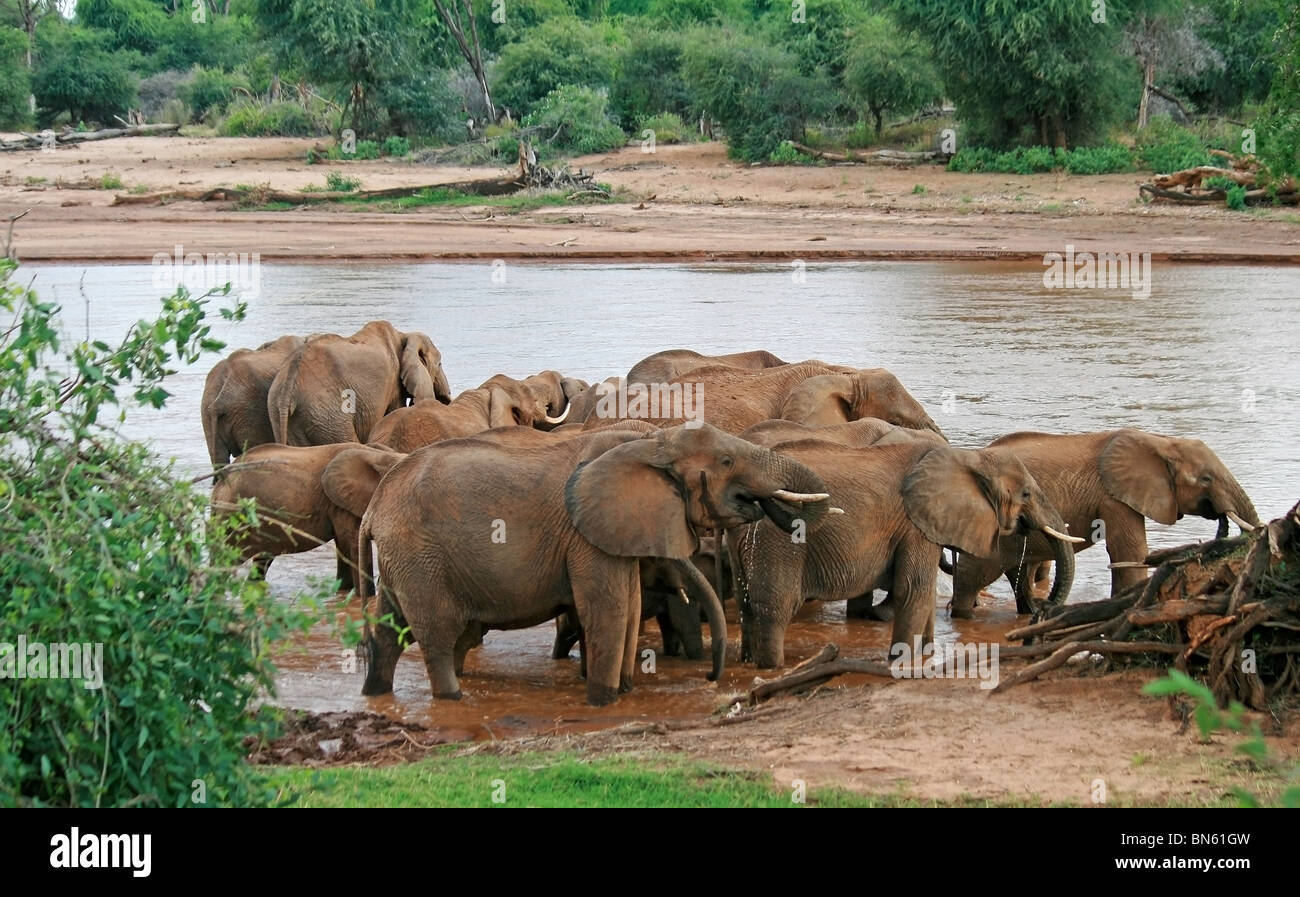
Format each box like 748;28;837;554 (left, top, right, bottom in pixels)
410;599;467;700
619;570;642;694
361;589;404;696
665;590;705;661
551;612;582;659
846;591;894;621
453;622;485;677
949;551;1001;619
571;563;633;706
1010;564;1037;615
1102;507;1149;596
889;541;940;666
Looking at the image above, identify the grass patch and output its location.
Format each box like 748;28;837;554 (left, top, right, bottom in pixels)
339;186;621;214
98;172;123;190
260;749;1032;808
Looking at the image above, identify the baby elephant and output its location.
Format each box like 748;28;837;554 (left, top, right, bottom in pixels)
211;443;405;590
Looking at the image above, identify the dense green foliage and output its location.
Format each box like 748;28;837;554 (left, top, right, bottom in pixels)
9;0;1292;169
0;26;29;129
948;144;1134;175
523;84;626;154
0;264;324;807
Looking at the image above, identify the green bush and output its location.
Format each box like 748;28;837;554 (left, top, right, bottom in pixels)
179;67;250;120
494;18;622;113
768;140;813;165
0;27;31;130
218;99;329;137
947;144;1132;175
325;171;362;192
610;27;692;130
381;136;411;157
1135;117;1213;173
34;25;139;126
0;265;326;807
524;85;626;155
1225;184;1248;210
637;112;693;145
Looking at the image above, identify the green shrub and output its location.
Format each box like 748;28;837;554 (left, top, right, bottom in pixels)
524;85;626;155
325;171;362;192
1135;117;1213;173
381;135;411;157
637;112;693;145
1060;143;1132;175
218;99;329;137
98;172;123;189
768;140;813;164
1225;184;1248;210
947;144;1132;175
179;67;249;120
34;25;139;126
494;18;621;113
0;264;326;807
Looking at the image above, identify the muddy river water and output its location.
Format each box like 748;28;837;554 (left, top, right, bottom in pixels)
26;260;1300;739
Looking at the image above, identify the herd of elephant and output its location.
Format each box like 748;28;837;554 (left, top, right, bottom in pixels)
202;321;1262;707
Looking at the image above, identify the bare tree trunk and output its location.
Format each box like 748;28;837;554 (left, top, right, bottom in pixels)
433;0;495;122
1138;59;1155;128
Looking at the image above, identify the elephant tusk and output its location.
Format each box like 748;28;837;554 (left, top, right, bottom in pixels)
828;507;846;515
1043;525;1086;544
678;587;690;605
1226;511;1256;532
772;489;830;503
542;403;570;426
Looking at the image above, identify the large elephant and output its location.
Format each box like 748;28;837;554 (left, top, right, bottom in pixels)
740;417;948;449
367;375;568;453
949;429;1261;618
552;376;622;431
586;361;944;437
267;321;452;446
517;371;589;431
201;335;304;468
730;440;1080;669
211;443;405;590
626;348;788;385
357;422;833;705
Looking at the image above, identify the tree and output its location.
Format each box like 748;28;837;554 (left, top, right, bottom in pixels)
0;26;29;127
841;13;941;136
430;0;495;121
1126;2;1222;127
682;25;833;161
889;0;1147;147
492;17;621;113
33;24;140;125
1257;0;1300;182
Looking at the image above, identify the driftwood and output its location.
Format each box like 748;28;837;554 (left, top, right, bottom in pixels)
2;123;179;152
997;499;1300;708
790;142;946;166
1139;150;1298;207
742;643;892;706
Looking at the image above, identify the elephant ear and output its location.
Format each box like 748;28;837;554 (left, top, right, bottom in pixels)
565;437;698;559
487;387;523;429
902;447;1001;557
399;335;438;401
779;374;853;426
322;447;405;519
1099;429;1178;525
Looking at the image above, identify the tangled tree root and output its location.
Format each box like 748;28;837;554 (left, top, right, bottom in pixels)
997;499;1300;708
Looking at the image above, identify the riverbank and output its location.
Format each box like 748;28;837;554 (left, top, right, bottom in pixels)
3;137;1299;264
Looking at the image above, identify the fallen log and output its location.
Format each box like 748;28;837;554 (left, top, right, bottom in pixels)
2;123;179;151
790;142;945;165
112;176;530;207
746;644;892;705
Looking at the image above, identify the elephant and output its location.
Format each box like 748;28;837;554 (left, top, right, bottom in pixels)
626;348;788;386
201;335;304;468
729;439;1080;669
948;429;1261;618
740;417;948;450
518;371;589;431
367;374;569;453
267;321;452;446
211;443;405;591
552;376;622;431
585;361;944;437
357;422;833;705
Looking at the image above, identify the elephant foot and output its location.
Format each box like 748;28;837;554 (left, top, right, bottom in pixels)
586;684;619;706
949;603;976;620
361;677;394;696
434;689;463;701
618;676;634;694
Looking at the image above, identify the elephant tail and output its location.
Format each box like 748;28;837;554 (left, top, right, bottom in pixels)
356;512;376;668
271;399;292;445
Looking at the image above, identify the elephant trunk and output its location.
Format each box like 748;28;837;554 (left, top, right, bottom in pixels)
670;557;727;682
434;368;452;405
758;451;832;534
1043;526;1076;608
1215;515;1229;540
1219;479;1261;532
